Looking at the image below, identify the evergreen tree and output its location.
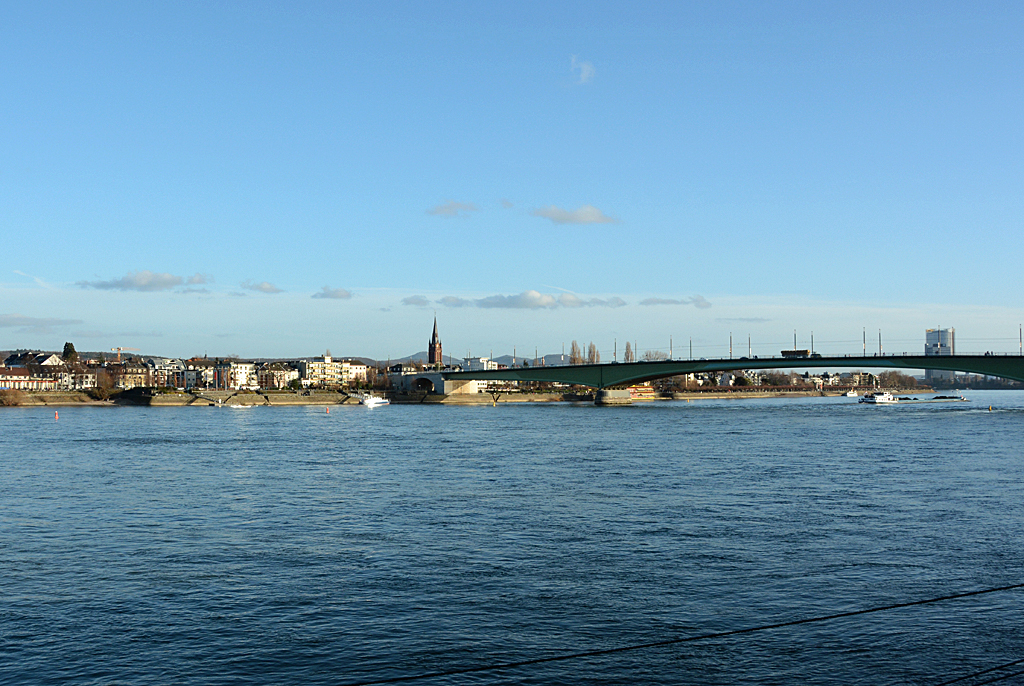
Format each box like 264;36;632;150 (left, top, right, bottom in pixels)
62;342;79;363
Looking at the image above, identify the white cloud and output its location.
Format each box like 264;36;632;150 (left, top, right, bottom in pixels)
187;273;213;285
437;296;473;307
427;201;479;217
402;295;430;307
557;294;627;308
77;270;183;292
0;313;82;333
241;280;283;294
530;204;617;225
640;295;712;309
477;290;559;309
571;55;595;84
500;199;514;209
435;290;627;310
312;286;352;300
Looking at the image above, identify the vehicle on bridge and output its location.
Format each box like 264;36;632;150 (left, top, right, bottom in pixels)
781;349;821;358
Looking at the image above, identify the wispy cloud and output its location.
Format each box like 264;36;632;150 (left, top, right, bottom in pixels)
77;270;183;292
0;313;82;333
557;294;627;308
438;296;473;307
530;204;617;225
716;317;770;323
436;290;627;310
312;286;352;300
427;201;479;217
241;280;283;294
500;199;514;209
179;288;210;295
402;295;430;307
640;295;712;309
13;270;52;289
477;291;559;309
571;55;595;84
186;273;213;285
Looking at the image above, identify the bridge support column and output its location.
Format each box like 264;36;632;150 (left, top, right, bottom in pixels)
595;389;632;406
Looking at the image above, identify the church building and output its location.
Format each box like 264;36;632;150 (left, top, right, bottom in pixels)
428;317;442;365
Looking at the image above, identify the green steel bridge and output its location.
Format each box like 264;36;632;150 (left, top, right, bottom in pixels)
443;354;1024;389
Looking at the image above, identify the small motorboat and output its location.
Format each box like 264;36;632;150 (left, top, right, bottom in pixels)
358;394;390;407
845;390;858;397
859;392;897;404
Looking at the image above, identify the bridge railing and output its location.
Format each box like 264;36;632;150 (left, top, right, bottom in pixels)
518;351;1022;368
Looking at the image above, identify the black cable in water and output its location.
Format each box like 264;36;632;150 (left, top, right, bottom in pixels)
340;582;1024;686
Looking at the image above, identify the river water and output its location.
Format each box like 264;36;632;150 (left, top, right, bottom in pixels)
3;392;1024;685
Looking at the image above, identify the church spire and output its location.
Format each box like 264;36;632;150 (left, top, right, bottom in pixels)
428;316;442;365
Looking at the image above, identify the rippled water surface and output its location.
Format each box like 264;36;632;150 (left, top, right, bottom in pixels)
3;393;1024;685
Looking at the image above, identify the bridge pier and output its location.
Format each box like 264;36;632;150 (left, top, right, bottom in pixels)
594;389;632;406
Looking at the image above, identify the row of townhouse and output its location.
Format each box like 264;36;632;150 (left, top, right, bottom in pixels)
2;352;371;392
1;352;97;390
141;356;368;390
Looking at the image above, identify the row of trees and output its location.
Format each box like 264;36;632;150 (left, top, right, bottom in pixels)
567;341;672;365
568;341;601;365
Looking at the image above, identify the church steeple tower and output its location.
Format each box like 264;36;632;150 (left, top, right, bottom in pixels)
428;316;442;365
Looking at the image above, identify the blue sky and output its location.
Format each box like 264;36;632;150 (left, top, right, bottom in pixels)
2;1;1022;360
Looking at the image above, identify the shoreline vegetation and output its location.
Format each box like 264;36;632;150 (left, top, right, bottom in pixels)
1;387;934;407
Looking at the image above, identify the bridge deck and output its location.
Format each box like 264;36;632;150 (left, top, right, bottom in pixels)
443;355;1024;388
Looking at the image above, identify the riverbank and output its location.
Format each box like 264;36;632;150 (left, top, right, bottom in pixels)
1;387;930;407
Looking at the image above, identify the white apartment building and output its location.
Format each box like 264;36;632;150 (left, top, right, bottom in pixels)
296;355;343;388
463;357;498;371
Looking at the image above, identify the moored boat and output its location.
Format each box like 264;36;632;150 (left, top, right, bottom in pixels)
358;394;389;407
859;392;897;404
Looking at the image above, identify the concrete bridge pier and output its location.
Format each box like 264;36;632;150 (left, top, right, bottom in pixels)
595;389;632;406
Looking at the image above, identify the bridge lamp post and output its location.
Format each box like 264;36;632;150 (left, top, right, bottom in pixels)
730;332;733;359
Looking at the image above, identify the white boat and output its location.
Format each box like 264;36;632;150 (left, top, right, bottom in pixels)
859;392;897;404
845;390;859;397
358;394;389;407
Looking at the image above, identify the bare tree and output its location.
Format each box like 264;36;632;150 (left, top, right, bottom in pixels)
624;341;634;363
642;350;669;361
569;340;583;365
587;342;600;364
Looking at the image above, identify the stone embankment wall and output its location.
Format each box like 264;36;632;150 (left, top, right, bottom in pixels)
1;391;102;406
147;390;357;406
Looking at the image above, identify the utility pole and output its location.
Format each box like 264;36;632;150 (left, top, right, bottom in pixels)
614;339;617;362
689;338;692;360
670;336;673;359
878;330;882;355
863;328;866;356
793;330;797;350
730;332;733;359
811;332;814;354
748;334;751;357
